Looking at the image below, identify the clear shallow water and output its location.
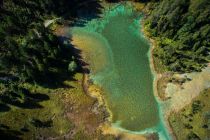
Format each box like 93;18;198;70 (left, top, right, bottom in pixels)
100;13;159;131
70;4;170;139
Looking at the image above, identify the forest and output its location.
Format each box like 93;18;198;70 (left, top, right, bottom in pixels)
145;0;210;72
0;0;105;139
0;0;81;110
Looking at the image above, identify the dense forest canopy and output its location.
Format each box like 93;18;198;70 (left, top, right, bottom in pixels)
0;1;106;139
0;0;86;82
0;0;106;110
145;0;210;72
0;0;84;111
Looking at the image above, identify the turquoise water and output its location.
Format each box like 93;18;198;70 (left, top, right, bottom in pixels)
100;13;159;131
70;3;170;139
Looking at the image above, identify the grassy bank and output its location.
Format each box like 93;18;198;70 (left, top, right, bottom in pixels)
169;88;210;140
0;83;72;139
0;73;115;139
0;78;72;139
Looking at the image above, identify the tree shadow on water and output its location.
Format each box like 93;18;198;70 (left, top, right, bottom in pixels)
3;0;103;90
58;36;90;75
28;0;105;27
67;0;104;27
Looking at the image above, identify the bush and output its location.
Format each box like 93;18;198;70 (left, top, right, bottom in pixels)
30;118;53;128
192;100;204;114
187;131;201;140
68;61;77;73
184;123;193;129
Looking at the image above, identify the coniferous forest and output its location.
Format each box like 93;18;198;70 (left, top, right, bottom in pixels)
145;0;210;72
0;0;79;109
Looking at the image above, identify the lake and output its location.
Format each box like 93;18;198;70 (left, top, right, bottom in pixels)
70;3;160;132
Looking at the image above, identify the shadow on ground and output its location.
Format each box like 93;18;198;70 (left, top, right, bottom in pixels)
0;124;22;140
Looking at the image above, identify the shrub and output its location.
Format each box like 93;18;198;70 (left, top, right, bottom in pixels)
187;131;201;140
192;100;204;114
68;61;77;73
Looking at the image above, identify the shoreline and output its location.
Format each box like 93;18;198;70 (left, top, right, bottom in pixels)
76;41;149;140
55;25;116;138
141;16;210;139
81;72;113;123
73;32;149;139
141;20;177;140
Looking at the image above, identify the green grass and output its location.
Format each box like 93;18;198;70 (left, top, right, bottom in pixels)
169;88;210;140
0;73;115;139
0;82;73;139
